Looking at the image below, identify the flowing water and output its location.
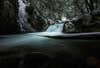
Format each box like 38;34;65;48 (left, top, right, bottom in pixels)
18;0;33;32
46;23;64;32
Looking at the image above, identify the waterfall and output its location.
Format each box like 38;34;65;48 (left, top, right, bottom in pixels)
46;23;64;32
18;0;34;32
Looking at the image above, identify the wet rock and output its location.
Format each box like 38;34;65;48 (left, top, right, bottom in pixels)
71;13;100;32
26;5;49;32
63;21;76;33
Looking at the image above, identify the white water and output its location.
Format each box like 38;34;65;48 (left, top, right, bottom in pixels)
18;0;33;32
46;23;64;32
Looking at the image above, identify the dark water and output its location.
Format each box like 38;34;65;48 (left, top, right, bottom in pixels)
0;32;100;57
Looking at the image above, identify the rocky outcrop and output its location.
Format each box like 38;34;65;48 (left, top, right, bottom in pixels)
71;12;100;32
25;2;49;32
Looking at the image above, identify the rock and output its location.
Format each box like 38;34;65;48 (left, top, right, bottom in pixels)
63;21;76;33
26;5;49;32
71;14;96;32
